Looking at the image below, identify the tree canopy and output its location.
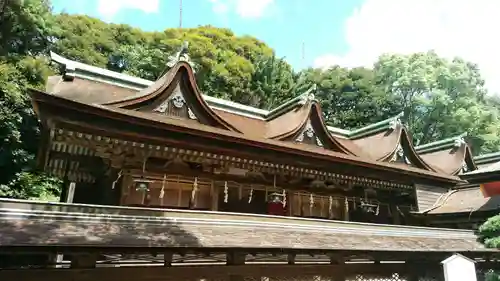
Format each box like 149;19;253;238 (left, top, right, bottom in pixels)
2;0;500;199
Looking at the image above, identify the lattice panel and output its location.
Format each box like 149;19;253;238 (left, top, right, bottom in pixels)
346;273;405;281
244;274;442;281
244;276;327;281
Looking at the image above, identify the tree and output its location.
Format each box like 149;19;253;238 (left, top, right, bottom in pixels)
49;18;288;107
0;0;61;199
478;216;500;280
244;53;297;109
374;51;500;154
0;0;53;58
294;66;399;129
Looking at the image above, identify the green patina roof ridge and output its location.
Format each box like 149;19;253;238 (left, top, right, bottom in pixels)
415;133;468;154
50;52;317;121
474;151;500;165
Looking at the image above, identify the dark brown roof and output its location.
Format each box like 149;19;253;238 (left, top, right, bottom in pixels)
352;125;401;161
425;187;500;214
41;57;473;182
266;102;311;139
419;143;475;176
30;88;462;184
46;76;137;104
0;199;491;253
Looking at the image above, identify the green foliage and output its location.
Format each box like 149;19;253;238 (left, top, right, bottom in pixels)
0;172;61;200
294;66;400;129
0;0;53;58
486;271;500;281
0;55;59;199
0;0;61;199
478;214;500;248
374;51;500;154
479;215;500;280
2;0;500;201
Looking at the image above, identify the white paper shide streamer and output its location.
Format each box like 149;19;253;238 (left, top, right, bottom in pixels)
282;189;287;207
191;177;198;201
248;188;253;203
159;174;166;199
224;181;228;203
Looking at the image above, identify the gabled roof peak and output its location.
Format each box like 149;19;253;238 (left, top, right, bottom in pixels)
49;52;320;121
474;151;500;166
160;41;196;77
415;132;468;154
266;84;317;121
327;112;404;139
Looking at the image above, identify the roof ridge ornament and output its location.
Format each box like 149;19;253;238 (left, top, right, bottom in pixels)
298;84;317;105
453;132;468;148
166;41;196;72
389;112;404;130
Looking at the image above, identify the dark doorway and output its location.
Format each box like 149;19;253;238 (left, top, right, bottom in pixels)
218;189;268;215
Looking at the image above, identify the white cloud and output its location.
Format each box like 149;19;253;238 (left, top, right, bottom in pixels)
314;0;500;94
209;0;274;19
97;0;159;20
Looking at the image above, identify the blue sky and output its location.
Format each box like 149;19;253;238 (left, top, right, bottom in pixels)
51;0;363;70
50;0;500;94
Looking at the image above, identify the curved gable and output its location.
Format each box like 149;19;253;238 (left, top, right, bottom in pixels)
104;62;240;132
308;102;364;155
396;128;437;171
270;101;363;155
266;102;312;140
351;120;436;171
351;120;402;161
416;135;477;175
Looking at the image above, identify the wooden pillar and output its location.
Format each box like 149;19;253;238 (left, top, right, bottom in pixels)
287;192;293;216
100;168;122;205
70;254;97;269
329;253;346;281
391;205;401;225
164;251;173;267
211;182;219;211
52;181;77;268
227;252;246;281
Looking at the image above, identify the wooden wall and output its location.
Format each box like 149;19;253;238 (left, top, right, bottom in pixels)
415;184;448;211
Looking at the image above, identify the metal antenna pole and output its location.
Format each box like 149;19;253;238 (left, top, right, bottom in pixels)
301;41;305;65
179;0;183;28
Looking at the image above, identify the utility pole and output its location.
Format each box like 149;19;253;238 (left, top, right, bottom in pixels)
301;41;305;66
179;0;183;28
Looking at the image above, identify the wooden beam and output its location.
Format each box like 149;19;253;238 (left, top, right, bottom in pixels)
70;254;97;269
0;263;421;281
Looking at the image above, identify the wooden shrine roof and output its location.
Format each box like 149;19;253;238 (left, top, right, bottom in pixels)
28;52;492;184
30;87;461;185
0;198;493;254
419;156;500;215
421;186;500;214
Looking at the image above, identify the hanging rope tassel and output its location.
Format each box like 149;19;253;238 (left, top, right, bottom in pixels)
111;169;123;189
375;204;380;216
309;193;314;214
282;189;287;207
248;187;253;204
224;181;228;203
191;177;198;202
397;206;405;217
344;197;350;221
159;174;166;199
329;196;333;217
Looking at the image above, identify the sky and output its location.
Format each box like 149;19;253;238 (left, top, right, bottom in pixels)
51;0;500;94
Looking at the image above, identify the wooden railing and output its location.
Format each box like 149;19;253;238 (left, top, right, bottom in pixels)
0;198;476;239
